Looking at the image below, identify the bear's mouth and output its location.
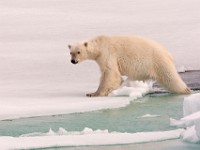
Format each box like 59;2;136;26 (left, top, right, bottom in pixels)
71;59;78;64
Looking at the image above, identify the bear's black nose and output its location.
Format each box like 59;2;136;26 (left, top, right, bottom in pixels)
71;59;77;64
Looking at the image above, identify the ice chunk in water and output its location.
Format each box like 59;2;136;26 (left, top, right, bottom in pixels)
171;93;200;143
182;126;199;143
183;93;200;116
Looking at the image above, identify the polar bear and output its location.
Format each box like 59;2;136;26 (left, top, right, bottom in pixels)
68;35;191;96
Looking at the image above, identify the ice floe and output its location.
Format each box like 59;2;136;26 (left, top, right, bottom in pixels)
0;127;184;150
0;79;153;121
0;97;130;121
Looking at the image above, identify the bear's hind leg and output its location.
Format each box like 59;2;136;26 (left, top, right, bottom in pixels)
156;66;191;94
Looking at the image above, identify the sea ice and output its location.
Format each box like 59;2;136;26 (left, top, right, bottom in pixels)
0;127;184;149
170;93;200;143
182;126;199;143
109;79;153;99
0;0;200;148
183;93;200;116
0;79;154;121
0;97;131;120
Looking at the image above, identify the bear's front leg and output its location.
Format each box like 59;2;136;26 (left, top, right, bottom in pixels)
86;69;121;97
86;92;99;97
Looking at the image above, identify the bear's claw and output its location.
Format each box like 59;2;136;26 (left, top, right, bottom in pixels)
86;91;107;97
86;93;98;97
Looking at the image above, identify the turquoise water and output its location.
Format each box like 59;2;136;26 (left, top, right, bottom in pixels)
0;94;199;149
0;94;182;136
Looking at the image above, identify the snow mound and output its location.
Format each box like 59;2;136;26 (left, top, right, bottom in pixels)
109;80;153;100
0;128;184;150
170;93;200;143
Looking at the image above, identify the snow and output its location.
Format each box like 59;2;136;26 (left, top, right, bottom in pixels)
0;97;131;120
0;0;200;148
0;127;184;150
170;93;200;143
0;80;153;120
109;80;153;99
0;0;200;120
0;78;155;121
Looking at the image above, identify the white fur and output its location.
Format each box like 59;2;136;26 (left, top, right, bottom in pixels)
69;35;191;96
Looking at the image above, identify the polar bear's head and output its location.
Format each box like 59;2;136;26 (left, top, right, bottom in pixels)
68;37;102;64
68;42;89;64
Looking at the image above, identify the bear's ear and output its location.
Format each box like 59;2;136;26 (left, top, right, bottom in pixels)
84;42;88;47
68;45;71;49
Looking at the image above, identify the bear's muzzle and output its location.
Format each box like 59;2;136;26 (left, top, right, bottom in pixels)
71;59;78;64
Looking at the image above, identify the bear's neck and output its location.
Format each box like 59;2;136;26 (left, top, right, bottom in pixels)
88;49;101;61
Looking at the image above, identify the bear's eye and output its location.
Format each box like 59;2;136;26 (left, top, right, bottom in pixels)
70;52;72;55
77;51;80;54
